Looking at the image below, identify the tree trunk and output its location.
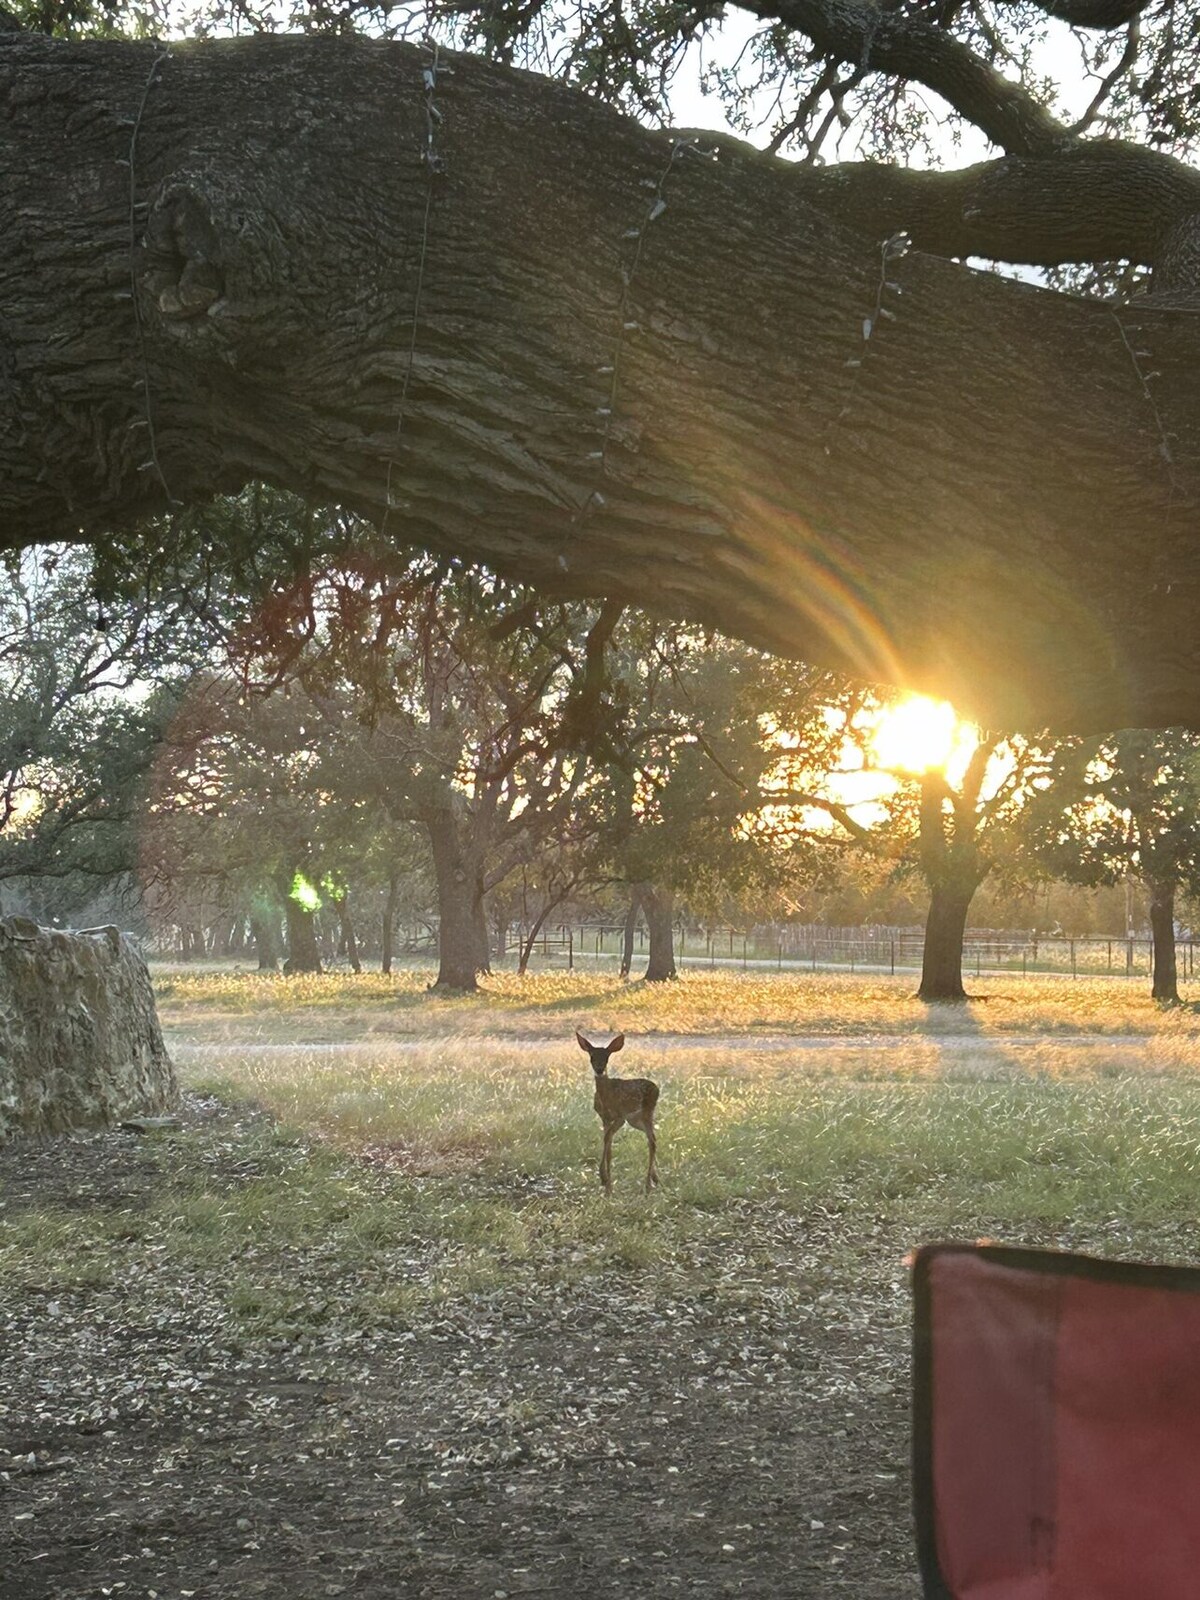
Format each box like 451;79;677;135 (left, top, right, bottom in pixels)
918;884;976;1002
8;33;1200;732
642;886;678;983
249;912;279;972
426;810;488;991
620;890;643;979
381;869;400;976
338;898;362;975
1149;880;1180;1003
474;896;492;977
0;919;176;1139
283;899;322;974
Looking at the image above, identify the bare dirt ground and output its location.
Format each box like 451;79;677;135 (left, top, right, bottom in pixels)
0;1096;919;1600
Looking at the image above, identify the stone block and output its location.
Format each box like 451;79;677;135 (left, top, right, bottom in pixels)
0;918;176;1139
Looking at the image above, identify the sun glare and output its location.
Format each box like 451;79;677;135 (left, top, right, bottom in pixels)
870;695;974;777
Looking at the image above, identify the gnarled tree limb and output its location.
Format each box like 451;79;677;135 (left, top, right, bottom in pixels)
735;0;1072;155
1001;0;1151;27
771;140;1200;265
5;31;1200;733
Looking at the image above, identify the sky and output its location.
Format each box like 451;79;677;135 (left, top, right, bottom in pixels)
663;14;1111;162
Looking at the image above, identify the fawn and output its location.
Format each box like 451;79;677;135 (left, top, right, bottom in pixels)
576;1030;660;1194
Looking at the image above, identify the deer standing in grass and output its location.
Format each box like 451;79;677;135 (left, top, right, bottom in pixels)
577;1030;660;1194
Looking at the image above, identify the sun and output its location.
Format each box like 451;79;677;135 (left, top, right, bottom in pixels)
869;695;974;776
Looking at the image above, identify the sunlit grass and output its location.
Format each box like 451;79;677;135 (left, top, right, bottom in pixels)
176;1035;1200;1244
155;966;1200;1046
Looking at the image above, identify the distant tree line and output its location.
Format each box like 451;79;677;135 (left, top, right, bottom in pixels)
7;0;1200;1003
5;501;1200;1003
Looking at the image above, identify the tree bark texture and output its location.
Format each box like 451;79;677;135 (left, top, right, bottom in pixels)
337;898;362;974
6;36;1200;731
918;883;975;1002
1149;879;1179;1003
915;759;994;1001
283;899;322;973
426;807;489;990
0;917;176;1139
249;911;279;971
620;889;641;979
642;885;677;982
381;868;400;975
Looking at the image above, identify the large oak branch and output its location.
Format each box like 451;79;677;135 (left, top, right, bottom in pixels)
3;32;1200;733
1000;0;1150;25
738;0;1071;155
781;142;1200;268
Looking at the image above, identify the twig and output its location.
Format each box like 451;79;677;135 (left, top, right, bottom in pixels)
1068;20;1140;137
1110;308;1180;499
823;229;910;457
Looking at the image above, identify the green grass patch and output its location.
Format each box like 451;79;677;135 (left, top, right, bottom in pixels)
11;980;1200;1338
159;1054;1200;1317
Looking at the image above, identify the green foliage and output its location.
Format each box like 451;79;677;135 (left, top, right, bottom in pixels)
2;0;147;40
592;619;835;914
0;546;218;896
1030;728;1200;896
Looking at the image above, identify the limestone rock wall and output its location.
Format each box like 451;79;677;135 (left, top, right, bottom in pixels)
0;918;176;1139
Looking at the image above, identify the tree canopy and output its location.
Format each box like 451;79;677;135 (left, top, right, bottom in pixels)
4;4;1200;729
1030;726;1200;999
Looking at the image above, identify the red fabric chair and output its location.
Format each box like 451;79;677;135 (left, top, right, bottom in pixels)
913;1242;1200;1599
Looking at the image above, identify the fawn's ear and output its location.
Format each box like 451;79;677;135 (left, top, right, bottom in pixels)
609;1033;625;1053
576;1030;593;1053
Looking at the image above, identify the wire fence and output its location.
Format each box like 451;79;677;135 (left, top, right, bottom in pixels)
145;917;1193;983
501;925;1196;980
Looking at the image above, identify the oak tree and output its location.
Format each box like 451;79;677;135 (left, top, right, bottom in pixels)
5;7;1200;730
1030;728;1200;1002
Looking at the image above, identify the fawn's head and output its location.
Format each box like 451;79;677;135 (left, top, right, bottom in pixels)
576;1030;625;1076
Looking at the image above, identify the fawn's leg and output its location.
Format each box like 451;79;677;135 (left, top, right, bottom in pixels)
601;1125;616;1193
645;1116;659;1191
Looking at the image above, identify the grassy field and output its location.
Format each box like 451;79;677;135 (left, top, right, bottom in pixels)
144;967;1200;1305
7;969;1200;1598
156;963;1200;1040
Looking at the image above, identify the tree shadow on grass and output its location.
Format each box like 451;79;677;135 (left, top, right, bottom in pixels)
513;984;627;1014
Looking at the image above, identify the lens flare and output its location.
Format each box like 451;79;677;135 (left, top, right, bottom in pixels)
870;696;966;776
290;873;322;913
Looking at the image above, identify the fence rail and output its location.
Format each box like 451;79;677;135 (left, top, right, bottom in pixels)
144;916;1195;983
513;925;1197;980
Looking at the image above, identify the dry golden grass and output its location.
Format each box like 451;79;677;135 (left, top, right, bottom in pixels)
12;970;1200;1342
155;965;1200;1047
